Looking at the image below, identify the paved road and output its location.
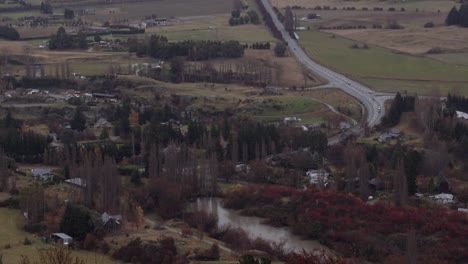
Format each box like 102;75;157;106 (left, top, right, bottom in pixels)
260;0;390;127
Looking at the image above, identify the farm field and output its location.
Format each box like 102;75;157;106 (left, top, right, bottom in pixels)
78;0;234;24
297;30;468;96
293;8;468;55
146;15;275;43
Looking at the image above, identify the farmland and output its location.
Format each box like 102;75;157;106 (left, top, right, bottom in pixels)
267;0;468;95
297;30;468;95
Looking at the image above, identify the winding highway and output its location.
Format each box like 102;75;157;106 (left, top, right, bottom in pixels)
260;0;392;127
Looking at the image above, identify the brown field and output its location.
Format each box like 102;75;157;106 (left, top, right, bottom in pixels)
274;0;468;56
16;26;59;39
205;49;324;88
78;0;233;24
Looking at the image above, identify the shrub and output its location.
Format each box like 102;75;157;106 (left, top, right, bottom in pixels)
193;244;220;261
23;237;32;245
181;227;193;237
24;223;46;233
83;233;97;250
386;20;404;29
424;22;435;28
274;42;287;57
100;241;110;254
427;47;443;54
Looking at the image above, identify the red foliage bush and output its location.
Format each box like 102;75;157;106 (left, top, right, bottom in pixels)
225;185;468;262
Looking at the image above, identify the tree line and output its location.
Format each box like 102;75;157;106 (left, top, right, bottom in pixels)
0;113;48;163
446;4;468;27
128;35;244;61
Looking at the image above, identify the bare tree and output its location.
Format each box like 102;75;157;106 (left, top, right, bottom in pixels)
0;148;9;192
19;184;45;223
406;229;417;264
231;132;239;166
393;160;408;206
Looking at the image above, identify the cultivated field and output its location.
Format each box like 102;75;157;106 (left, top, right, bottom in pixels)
145;15;275;43
270;0;468;95
78;0;234;24
297;30;468;95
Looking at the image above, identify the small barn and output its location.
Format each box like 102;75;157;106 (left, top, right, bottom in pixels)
51;233;73;245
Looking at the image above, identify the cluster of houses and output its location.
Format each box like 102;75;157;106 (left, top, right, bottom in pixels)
48;212;122;246
130;18;168;29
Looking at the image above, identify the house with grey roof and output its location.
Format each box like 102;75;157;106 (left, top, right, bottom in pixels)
31;168;53;181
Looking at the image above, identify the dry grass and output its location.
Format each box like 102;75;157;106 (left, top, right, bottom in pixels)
16;26;59;39
202;49;324;88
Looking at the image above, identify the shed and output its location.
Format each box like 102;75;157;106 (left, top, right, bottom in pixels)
65;178;86;187
51;233;73;245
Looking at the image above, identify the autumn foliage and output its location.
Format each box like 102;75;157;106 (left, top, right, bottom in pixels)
224;185;468;262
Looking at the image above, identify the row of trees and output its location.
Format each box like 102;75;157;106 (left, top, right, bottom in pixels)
0;113;48;163
256;0;284;40
446;4;468;27
128;35;244;61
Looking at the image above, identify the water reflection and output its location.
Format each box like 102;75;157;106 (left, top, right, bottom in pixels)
189;197;325;252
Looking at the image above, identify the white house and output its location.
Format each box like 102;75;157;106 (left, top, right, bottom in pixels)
456;111;468;120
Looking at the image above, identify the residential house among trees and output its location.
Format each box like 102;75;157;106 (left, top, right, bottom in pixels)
101;212;122;230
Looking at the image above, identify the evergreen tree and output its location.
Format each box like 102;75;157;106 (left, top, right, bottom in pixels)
446;6;461;26
64;8;74;19
70;108;86;131
284;7;294;32
77;31;88;49
60;204;96;240
404;150;423;195
460;4;468;27
100;128;110;140
274;42;287;57
247;10;260;24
